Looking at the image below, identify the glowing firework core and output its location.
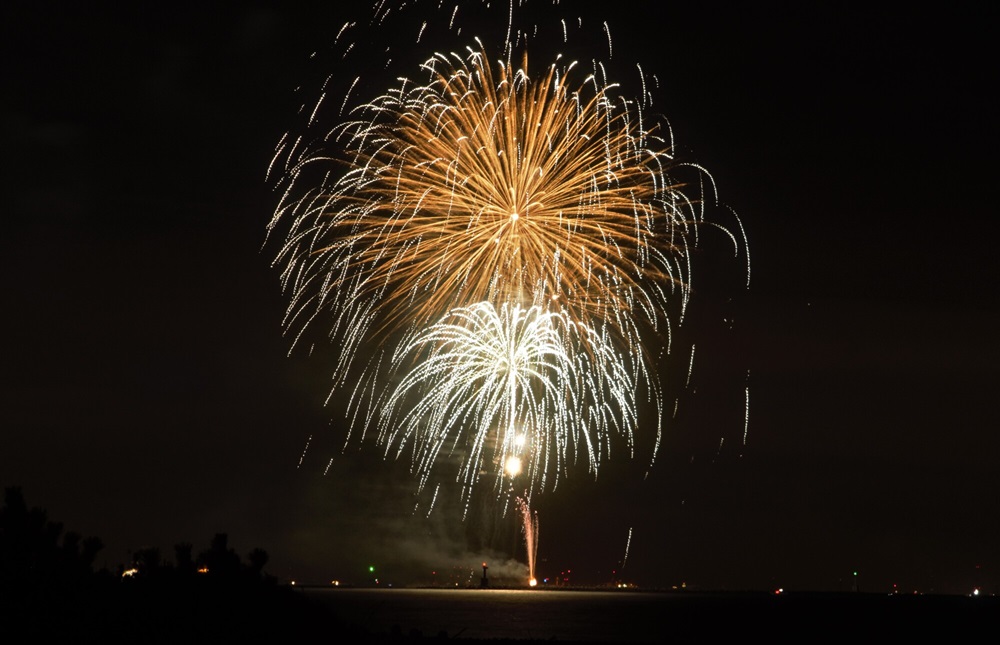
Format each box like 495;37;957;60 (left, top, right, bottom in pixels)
272;45;696;404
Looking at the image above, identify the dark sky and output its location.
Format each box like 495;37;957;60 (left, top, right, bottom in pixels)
3;2;997;594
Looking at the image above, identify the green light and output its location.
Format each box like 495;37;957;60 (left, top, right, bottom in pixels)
369;565;375;573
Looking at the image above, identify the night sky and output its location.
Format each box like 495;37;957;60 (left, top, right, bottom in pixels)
3;2;997;594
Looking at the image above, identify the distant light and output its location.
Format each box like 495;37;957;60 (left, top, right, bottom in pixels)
973;588;980;596
505;456;522;476
198;567;209;574
121;568;138;578
529;578;537;587
369;565;375;573
331;580;340;586
290;580;296;586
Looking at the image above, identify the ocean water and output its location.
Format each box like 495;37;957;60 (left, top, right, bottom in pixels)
299;587;997;643
305;587;675;642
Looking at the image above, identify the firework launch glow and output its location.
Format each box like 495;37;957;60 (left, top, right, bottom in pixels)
269;0;747;541
517;496;539;586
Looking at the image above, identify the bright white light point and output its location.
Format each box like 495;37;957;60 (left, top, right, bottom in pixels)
514;434;526;449
511;212;519;221
505;456;522;476
529;578;537;587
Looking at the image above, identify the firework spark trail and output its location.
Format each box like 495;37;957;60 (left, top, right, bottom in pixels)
621;526;632;572
297;434;312;469
378;301;635;502
517;496;539;586
744;370;751;445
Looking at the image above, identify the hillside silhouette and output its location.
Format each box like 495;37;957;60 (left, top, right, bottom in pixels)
0;486;341;642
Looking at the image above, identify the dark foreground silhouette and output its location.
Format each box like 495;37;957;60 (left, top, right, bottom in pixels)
0;486;338;642
2;486;996;643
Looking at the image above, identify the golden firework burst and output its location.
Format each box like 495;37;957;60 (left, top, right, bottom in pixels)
274;46;696;377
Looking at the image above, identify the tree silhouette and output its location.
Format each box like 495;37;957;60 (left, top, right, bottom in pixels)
197;532;242;579
1;486;334;642
131;546;164;578
175;541;195;576
247;547;269;577
0;486;104;594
